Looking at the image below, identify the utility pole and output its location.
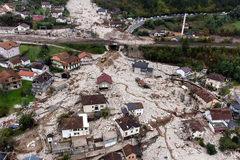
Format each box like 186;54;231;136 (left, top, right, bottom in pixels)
181;13;187;37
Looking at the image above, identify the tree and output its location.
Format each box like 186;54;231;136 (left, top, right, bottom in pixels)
182;38;189;53
219;86;230;96
206;143;217;155
32;22;38;30
213;102;221;108
57;153;70;160
143;19;154;29
232;136;239;144
219;136;238;152
202;28;209;36
21;98;29;107
19;112;34;130
57;113;70;122
0;109;8;118
0;128;14;151
98;107;110;119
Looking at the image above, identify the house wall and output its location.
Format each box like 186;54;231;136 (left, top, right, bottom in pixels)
133;67;141;74
20;75;35;81
32;66;49;75
206;99;219;108
21;14;29;19
62;62;80;71
8;62;21;69
98;81;111;89
42;5;51;8
62;128;89;138
16;25;29;31
124;153;136;160
230;105;240;113
206;78;222;89
31;76;53;93
4;78;22;90
134;109;143;116
83;103;107;112
4;4;15;12
192;131;204;139
0;29;15;34
118;125;140;138
51;12;62;18
56;19;66;23
80;57;92;65
0;46;20;59
21;60;30;66
176;69;186;77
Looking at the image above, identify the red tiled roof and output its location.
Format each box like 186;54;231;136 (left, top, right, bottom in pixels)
0;41;18;50
32;15;44;21
60;117;83;130
203;66;208;69
123;144;136;157
210;108;232;120
0;70;21;84
78;52;92;59
41;2;50;5
193;88;216;103
97;73;112;84
207;73;225;82
18;70;35;77
5;3;15;9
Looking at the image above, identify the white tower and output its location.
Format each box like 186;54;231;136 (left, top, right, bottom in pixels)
181;13;187;37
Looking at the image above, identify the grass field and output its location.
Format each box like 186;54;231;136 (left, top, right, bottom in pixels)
19;45;72;62
58;43;106;54
165;22;177;30
233;21;240;30
0;80;34;111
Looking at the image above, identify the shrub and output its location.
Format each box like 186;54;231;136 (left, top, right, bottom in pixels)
0;108;8;117
98;107;110;119
213;102;221;108
206;143;217;155
19;112;34;131
219;137;238;152
21;98;29;107
232;136;239;144
219;87;230;96
57;113;70;122
195;137;205;147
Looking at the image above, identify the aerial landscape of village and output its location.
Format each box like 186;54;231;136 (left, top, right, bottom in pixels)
1;0;240;160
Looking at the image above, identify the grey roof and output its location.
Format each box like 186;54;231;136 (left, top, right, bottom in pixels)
21;56;30;62
149;30;158;35
147;68;153;73
134;145;143;156
98;9;106;12
228;120;239;128
178;66;192;73
126;103;136;111
20;23;29;28
122;108;128;114
231;104;240;110
235;98;240;104
23;156;40;160
174;36;181;40
132;61;149;69
0;153;7;160
185;32;190;35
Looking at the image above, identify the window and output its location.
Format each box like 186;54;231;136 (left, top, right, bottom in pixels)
100;105;103;108
85;128;88;130
125;132;128;136
73;129;77;131
131;130;133;133
79;128;83;131
129;156;131;159
92;106;94;108
74;133;79;135
136;129;138;132
132;156;134;158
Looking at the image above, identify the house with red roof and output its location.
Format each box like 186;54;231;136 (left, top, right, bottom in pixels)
78;52;92;65
18;70;36;81
32;15;44;21
97;73;112;89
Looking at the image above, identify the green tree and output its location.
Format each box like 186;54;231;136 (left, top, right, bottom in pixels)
143;19;155;29
57;153;70;160
19;112;34;131
219;137;238;152
57;113;70;122
32;22;38;30
21;98;29;107
0;128;14;151
219;87;230;96
206;143;217;155
232;136;239;144
213;102;221;108
98;107;110;119
182;38;189;53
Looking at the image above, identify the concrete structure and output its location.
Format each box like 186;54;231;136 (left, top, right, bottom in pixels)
31;71;53;94
125;103;144;116
0;41;20;59
176;66;191;78
52;80;67;91
51;52;80;72
0;70;22;91
59;114;89;138
115;115;140;139
205;108;232;132
206;73;225;90
180;119;205;140
193;88;219;108
81;94;108;113
23;156;40;160
97;73;112;89
132;61;153;76
18;70;36;81
72;137;88;154
78;52;92;65
103;130;118;148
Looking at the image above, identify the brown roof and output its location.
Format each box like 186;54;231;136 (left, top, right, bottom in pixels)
110;21;122;25
41;2;50;5
103;152;122;160
81;94;107;105
21;56;30;62
0;41;18;50
0;70;21;84
123;144;136;157
207;73;225;82
9;57;21;65
60;117;83;130
62;55;79;63
18;70;35;77
210;108;232;120
52;52;69;60
78;52;92;59
182;119;205;132
51;10;63;13
5;3;14;9
115;115;140;131
31;62;44;70
97;73;112;84
32;71;52;83
193;88;216;103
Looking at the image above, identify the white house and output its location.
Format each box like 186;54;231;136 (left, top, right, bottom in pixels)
21;56;30;66
132;61;153;77
56;17;66;23
78;52;92;65
47;134;53;143
125;103;144;116
0;26;15;34
176;66;192;78
21;11;31;19
18;70;36;81
204;108;232;132
51;10;63;18
180;119;205;140
60;114;89;138
0;41;20;59
115;115;140;139
98;9;107;15
8;56;22;69
81;95;107;113
15;23;30;34
41;2;51;9
31;62;49;75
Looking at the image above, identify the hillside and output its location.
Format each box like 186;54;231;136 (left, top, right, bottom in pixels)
92;0;239;17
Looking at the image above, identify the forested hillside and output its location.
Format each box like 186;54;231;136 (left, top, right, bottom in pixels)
92;0;239;17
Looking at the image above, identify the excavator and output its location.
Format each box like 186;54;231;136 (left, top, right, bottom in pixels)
101;55;106;63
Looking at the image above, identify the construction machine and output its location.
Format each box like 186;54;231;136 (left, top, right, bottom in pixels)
101;55;106;63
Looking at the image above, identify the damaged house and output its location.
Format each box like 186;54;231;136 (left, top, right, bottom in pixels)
81;94;108;113
193;88;219;108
